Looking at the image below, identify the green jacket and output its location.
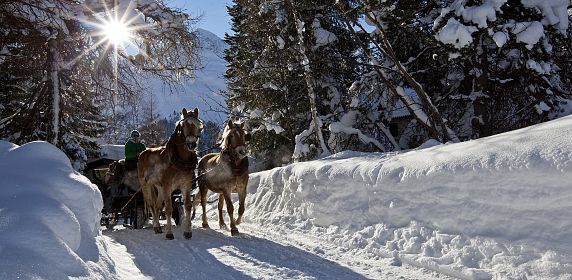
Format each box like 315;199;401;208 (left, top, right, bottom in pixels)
125;139;146;160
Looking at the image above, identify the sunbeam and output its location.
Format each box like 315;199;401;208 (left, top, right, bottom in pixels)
101;17;133;48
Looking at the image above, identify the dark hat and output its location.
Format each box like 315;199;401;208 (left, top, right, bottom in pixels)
131;130;140;137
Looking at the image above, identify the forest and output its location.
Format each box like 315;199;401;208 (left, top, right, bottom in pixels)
1;0;570;170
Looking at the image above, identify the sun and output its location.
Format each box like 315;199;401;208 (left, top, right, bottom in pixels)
101;17;133;48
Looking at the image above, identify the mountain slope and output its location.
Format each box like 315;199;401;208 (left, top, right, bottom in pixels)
148;28;228;122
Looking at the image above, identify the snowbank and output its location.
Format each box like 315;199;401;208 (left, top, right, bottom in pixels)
245;115;572;279
0;141;111;279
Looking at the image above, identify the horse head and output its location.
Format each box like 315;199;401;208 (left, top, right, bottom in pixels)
176;107;204;152
221;120;249;160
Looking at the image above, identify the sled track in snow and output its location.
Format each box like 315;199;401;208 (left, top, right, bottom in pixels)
105;224;453;280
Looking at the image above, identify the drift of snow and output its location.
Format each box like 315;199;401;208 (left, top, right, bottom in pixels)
245;115;572;279
0;141;108;279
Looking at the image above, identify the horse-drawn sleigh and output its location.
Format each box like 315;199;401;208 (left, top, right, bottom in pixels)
84;142;188;230
84;155;188;230
85;107;250;239
84;156;146;229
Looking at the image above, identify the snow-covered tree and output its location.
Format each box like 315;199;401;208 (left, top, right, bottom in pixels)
225;0;361;164
336;0;458;148
0;0;199;169
433;0;571;138
198;120;222;156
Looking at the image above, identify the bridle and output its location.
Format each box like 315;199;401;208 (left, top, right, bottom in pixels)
166;115;203;171
221;125;247;162
171;115;204;148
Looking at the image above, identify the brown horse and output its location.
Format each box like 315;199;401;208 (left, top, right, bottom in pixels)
138;107;203;240
198;120;249;236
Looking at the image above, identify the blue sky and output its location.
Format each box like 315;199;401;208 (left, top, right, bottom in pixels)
168;0;233;39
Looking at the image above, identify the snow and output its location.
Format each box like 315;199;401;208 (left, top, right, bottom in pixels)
535;101;551;114
0;141;106;279
492;31;508;48
513;21;545;50
312;19;337;49
3;115;572;279
455;0;505;28
437;18;478;49
527;59;552;74
436;0;569;49
521;0;569;34
100;144;125;160
395;86;430;126
247;115;572;279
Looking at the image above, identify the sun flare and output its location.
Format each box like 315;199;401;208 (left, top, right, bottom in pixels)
101;17;133;48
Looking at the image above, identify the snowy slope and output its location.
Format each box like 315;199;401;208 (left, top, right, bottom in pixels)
147;28;228;123
244;115;572;279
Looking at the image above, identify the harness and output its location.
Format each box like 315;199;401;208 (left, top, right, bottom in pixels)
221;148;249;176
165;132;198;171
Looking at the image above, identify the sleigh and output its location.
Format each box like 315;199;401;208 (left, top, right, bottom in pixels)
84;157;188;230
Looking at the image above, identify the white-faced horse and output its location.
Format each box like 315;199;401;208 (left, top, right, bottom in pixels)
197;120;249;236
138;107;203;239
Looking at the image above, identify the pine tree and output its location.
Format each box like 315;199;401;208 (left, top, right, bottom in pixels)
225;0;361;164
198;120;222;156
433;0;572;138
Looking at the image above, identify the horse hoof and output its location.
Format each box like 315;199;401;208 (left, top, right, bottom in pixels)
231;228;239;236
184;232;192;239
154;227;163;234
219;224;227;230
166;233;174;240
202;223;209;229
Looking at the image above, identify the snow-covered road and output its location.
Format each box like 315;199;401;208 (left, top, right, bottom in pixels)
105;224;451;280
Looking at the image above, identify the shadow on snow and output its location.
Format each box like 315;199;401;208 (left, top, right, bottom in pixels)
106;226;369;280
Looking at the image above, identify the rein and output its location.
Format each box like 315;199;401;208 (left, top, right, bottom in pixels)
120;188;142;212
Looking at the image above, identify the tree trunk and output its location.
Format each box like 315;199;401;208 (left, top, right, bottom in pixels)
48;38;61;145
288;0;331;157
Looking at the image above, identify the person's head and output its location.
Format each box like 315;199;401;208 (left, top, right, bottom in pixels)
131;130;141;142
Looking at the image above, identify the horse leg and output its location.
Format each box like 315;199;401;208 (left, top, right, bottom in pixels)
145;185;162;234
222;190;238;236
199;186;210;229
236;186;246;225
217;193;227;230
162;187;174;240
182;187;193;239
